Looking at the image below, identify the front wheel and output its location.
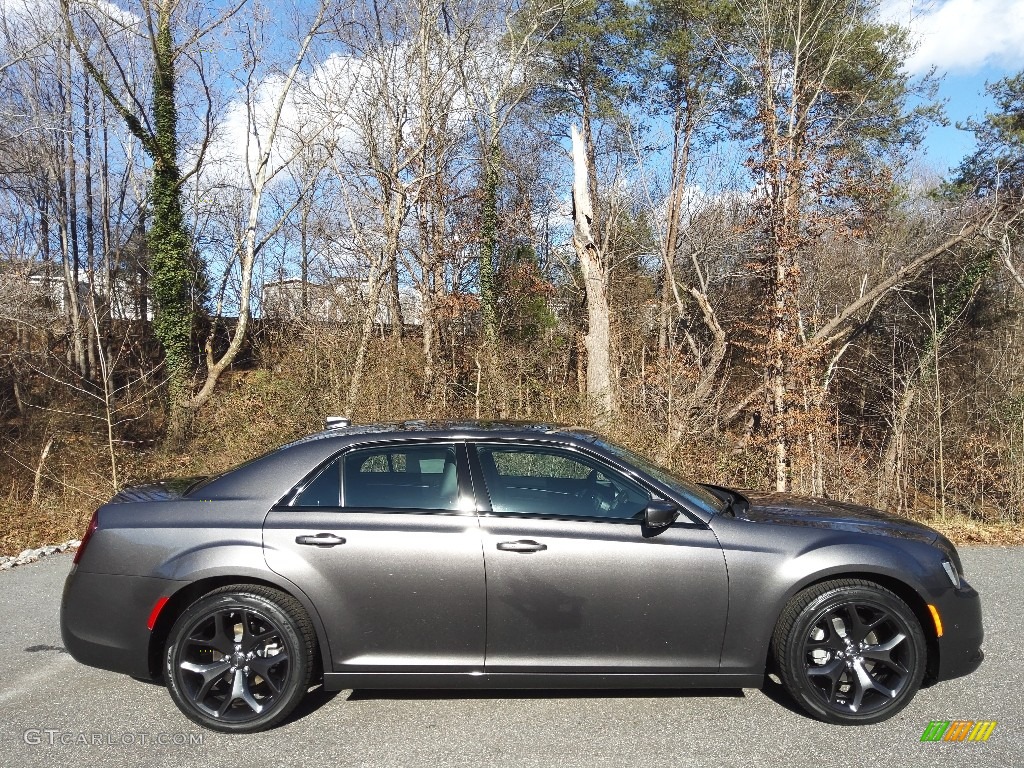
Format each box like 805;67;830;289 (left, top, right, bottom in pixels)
164;585;316;733
770;579;927;724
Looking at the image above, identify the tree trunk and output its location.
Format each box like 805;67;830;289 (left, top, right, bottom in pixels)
570;124;613;422
63;0;203;444
58;39;88;381
32;436;55;507
878;377;918;511
346;253;391;416
479;137;500;344
659;103;688;363
386;258;403;338
149;4;197;445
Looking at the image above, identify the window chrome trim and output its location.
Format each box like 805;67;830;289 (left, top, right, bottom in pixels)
283;439;475;515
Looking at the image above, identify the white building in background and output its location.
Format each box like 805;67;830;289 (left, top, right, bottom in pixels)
261;277;422;326
26;273;85;316
1;268;153;323
102;274;153;321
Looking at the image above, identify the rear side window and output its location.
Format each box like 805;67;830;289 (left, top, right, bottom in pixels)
295;459;342;506
295;444;461;511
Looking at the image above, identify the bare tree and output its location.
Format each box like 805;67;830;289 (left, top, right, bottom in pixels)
725;0;982;491
186;0;335;409
569;123;613;419
318;0;483;414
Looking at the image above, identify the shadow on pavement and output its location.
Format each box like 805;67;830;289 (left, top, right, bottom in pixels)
757;674;811;718
285;685;345;723
347;687;746;702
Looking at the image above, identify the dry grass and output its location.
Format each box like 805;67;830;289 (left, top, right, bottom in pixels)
3;359;1022;556
927;515;1024;546
1;503;93;556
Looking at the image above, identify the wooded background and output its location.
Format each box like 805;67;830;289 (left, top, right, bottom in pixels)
2;0;1023;552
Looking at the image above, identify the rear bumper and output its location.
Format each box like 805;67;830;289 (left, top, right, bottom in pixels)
61;566;183;679
932;579;984;682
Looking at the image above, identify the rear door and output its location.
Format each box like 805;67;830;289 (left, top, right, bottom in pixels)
263;440;485;674
472;441;728;674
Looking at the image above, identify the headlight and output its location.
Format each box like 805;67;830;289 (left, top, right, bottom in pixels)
942;559;961;588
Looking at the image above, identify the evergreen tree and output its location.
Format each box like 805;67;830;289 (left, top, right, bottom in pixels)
956;72;1024;197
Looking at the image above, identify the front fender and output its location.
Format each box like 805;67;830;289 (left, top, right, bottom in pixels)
710;516;946;675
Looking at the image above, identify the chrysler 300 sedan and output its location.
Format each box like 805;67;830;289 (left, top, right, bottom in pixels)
61;420;983;732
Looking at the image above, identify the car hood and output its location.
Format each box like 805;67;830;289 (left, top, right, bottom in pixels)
734;490;940;544
108;476;208;503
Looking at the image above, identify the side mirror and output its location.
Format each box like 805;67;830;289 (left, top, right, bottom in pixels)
643;500;680;528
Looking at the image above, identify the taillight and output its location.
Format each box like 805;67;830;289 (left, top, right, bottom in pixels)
73;510;99;565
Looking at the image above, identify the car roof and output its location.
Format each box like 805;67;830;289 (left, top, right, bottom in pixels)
282;419;603;450
189;420;609;502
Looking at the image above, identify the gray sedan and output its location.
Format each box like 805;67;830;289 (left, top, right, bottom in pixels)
60;420;983;733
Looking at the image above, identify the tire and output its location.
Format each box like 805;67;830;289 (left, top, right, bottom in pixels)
770;579;927;725
164;585;316;733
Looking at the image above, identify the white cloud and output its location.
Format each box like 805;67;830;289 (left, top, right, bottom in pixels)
881;0;1024;75
1;0;140;53
198;33;494;195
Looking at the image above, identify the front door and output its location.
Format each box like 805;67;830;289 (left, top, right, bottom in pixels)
471;442;728;674
263;441;485;674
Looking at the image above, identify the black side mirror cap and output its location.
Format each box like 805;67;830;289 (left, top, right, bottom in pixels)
644;500;680;528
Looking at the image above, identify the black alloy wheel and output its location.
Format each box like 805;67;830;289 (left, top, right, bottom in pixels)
772;579;927;724
165;585;316;733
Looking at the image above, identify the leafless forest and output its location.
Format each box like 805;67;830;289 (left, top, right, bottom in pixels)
2;0;1023;553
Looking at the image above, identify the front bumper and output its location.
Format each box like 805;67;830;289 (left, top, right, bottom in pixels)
61;566;183;679
932;579;984;682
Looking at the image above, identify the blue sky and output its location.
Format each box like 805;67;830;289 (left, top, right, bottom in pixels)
882;0;1024;173
923;66;1013;173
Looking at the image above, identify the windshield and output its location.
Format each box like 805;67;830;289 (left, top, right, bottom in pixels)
593;439;728;516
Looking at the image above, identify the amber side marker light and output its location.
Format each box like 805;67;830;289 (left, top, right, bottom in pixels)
927;604;944;637
147;597;170;631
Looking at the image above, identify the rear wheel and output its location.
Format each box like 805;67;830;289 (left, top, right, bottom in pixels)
771;579;926;724
164;585;316;733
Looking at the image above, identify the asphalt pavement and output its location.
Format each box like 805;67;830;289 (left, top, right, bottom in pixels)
0;548;1021;768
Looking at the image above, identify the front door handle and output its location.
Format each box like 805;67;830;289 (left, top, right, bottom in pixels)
496;539;547;553
295;533;346;547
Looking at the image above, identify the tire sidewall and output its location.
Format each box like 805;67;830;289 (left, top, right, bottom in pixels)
164;591;309;733
782;586;926;725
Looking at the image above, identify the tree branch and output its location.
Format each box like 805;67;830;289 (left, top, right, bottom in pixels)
808;219;982;351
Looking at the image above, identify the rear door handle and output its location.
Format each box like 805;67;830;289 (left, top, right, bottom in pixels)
295;533;346;547
496;539;547;553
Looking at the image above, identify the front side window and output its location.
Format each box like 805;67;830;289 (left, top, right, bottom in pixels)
591;438;726;516
294;444;461;511
475;444;650;520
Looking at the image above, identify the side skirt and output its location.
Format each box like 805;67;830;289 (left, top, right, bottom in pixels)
322;672;764;692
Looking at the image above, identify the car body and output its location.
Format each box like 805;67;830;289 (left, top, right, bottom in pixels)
61;420;984;732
